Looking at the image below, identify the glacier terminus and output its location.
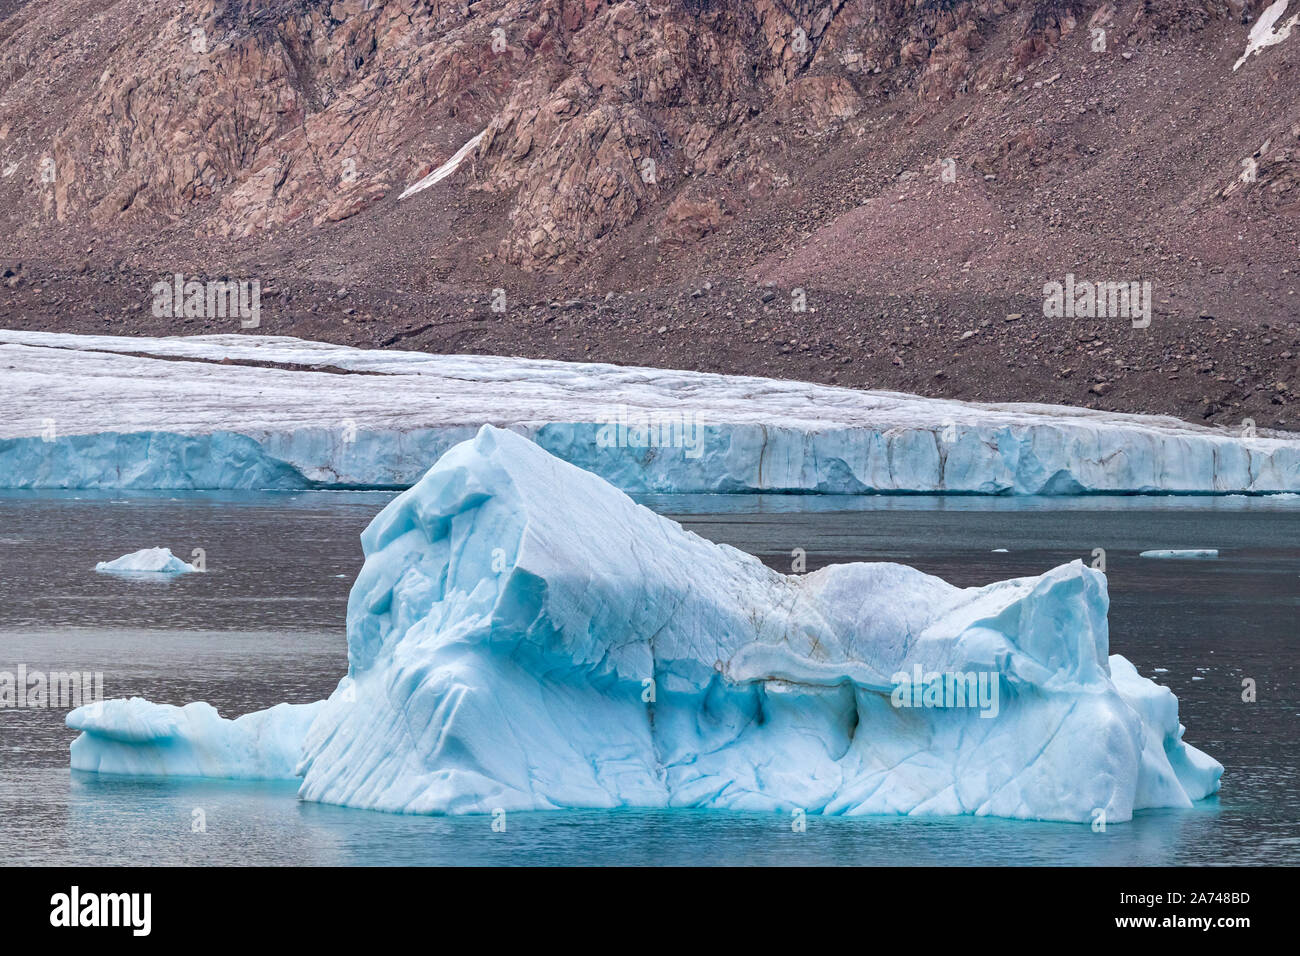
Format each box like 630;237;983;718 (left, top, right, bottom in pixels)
3;331;1298;495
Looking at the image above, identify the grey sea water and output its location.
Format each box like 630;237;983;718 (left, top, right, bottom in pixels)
0;490;1296;865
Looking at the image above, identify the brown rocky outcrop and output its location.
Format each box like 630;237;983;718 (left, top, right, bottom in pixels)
0;0;1291;276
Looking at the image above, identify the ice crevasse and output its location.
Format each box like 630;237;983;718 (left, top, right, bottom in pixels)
67;426;1223;823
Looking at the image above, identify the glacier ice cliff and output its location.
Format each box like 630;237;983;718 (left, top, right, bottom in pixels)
94;547;200;574
3;330;1299;494
67;426;1223;823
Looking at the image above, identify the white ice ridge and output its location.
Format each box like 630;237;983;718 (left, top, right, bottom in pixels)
94;547;199;574
1139;549;1219;560
1234;0;1298;70
67;427;1223;823
2;329;1298;494
398;131;485;199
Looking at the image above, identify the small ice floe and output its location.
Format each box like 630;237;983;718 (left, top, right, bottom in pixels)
1139;549;1219;559
398;131;486;200
1153;667;1169;673
991;548;1009;553
94;547;200;575
1234;0;1298;70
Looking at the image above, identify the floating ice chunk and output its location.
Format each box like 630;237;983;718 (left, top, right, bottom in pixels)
1234;0;1298;70
991;548;1009;552
68;698;322;778
94;547;200;574
1139;549;1219;559
67;427;1223;823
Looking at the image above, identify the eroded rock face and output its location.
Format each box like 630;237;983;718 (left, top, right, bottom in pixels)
0;0;1261;269
2;0;524;236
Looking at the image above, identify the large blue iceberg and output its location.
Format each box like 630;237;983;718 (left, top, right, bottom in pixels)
67;426;1222;822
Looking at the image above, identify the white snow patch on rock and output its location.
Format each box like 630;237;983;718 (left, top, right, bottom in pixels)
1234;0;1298;70
398;131;486;200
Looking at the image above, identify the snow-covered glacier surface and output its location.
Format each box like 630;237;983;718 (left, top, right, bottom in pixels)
3;330;1298;494
67;427;1222;822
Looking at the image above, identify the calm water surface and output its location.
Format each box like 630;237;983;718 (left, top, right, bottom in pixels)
0;491;1297;865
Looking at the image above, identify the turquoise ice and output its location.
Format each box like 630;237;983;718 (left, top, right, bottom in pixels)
67;427;1222;823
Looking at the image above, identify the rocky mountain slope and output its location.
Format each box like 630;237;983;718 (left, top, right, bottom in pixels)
1;0;1298;428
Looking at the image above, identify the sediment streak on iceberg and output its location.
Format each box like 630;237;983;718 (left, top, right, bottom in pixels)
67;427;1222;823
2;330;1298;494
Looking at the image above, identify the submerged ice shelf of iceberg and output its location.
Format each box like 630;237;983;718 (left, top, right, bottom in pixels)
67;427;1223;823
3;329;1299;494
